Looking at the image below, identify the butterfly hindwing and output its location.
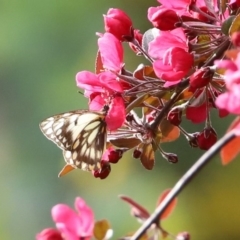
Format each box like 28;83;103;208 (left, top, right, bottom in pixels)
39;110;107;171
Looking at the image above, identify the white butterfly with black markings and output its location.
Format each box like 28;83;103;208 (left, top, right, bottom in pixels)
39;106;109;176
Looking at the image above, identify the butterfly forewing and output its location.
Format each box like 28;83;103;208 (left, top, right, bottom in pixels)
39;110;107;171
40;110;86;150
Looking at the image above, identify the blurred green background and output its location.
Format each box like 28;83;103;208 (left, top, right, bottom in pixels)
1;1;240;239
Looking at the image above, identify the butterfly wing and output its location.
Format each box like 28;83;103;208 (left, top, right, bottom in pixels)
40;110;107;171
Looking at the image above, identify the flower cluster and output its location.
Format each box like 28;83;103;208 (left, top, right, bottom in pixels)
37;1;240;239
71;0;240;179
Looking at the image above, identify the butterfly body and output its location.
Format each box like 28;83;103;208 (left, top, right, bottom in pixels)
40;109;108;173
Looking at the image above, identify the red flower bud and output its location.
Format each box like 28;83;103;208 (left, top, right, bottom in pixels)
148;7;179;31
162;152;178;163
229;0;240;8
133;149;142;159
187;132;199;148
189;67;213;92
104;8;133;41
93;161;111;179
167;108;182;126
197;127;217;150
36;228;63;240
107;149;123;164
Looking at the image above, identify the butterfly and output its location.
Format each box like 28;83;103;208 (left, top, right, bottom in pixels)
39;105;109;176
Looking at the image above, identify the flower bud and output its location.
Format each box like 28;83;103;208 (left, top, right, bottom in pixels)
107;149;123;164
104;8;133;41
162;152;178;163
186;132;199;148
93;162;111;179
36;228;63;240
197;127;217;150
189;67;213;92
148;7;179;31
167;108;182;126
133;149;142;159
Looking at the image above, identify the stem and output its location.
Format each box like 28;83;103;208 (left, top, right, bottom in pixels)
149;89;183;131
130;130;236;240
130;38;154;63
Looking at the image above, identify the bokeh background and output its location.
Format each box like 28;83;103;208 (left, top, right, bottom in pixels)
1;1;240;239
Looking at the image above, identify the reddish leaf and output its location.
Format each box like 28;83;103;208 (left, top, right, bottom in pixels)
140;143;155;170
156;189;177;220
133;65;156;80
95;50;104;74
160;119;180;143
221;116;240;165
119;195;150;221
110;137;140;149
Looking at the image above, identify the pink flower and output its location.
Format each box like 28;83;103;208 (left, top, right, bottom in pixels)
98;32;124;72
149;28;193;81
76;71;126;130
104;8;133;41
215;52;240;114
52;197;94;240
36;198;94;240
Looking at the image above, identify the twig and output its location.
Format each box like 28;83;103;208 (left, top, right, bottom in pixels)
130;130;236;240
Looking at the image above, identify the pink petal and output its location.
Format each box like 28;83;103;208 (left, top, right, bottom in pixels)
76;71;103;92
51;204;80;240
98;72;123;93
153;47;193;81
216;88;240;114
214;60;237;72
149;28;187;59
106;96;125;130
89;94;105;111
98;33;124;72
153;60;185;81
74;198;94;237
